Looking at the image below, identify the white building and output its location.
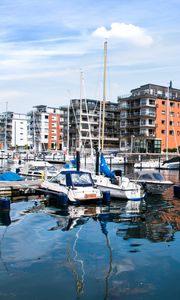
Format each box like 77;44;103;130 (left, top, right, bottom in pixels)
12;113;28;148
0;112;28;149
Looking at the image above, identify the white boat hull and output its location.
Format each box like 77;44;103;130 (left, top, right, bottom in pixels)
41;181;103;203
94;175;145;201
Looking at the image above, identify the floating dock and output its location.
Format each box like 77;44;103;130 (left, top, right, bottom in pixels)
0;180;42;196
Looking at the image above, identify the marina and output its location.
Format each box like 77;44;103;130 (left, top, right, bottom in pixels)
0;158;180;300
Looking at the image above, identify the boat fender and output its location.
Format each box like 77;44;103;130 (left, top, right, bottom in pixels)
16;167;20;174
102;191;111;202
0;197;10;211
57;194;68;206
174;185;180;198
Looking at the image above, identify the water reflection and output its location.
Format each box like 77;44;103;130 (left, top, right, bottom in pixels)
0;195;180;299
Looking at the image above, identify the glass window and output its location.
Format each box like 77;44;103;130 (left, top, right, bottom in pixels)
50;173;66;185
169;130;174;135
71;173;92;186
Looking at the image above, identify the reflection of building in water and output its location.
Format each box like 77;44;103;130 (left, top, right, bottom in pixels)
47;196;180;244
116;199;180;242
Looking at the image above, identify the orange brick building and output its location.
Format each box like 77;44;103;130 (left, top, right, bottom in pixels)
118;83;180;153
29;105;66;151
156;98;180;151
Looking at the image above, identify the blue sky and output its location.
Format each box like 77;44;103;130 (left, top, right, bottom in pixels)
0;0;180;113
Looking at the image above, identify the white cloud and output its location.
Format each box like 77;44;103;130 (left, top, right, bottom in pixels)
92;22;153;47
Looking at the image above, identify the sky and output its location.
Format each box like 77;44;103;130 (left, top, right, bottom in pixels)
0;0;180;114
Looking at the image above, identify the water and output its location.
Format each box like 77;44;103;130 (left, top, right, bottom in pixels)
0;162;180;299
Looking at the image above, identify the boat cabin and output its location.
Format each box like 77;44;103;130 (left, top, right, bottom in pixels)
49;170;95;187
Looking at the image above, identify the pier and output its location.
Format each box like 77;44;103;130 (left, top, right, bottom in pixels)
0;179;41;196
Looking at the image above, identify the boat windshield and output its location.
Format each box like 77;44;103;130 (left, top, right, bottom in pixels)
152;173;164;181
139;172;164;181
71;173;93;187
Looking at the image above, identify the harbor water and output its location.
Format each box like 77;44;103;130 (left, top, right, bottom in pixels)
0;164;180;299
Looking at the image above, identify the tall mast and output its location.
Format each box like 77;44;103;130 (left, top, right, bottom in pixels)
67;104;70;156
79;71;83;150
101;41;107;152
33;109;36;152
4;101;8;151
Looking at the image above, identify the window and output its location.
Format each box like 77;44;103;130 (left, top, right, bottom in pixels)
169;130;174;136
161;120;165;125
50;173;66;185
161;110;166;115
141;119;146;125
162;101;165;105
161;130;165;134
141;99;147;105
149;119;154;125
170;112;174;117
170;102;175;108
169;121;174;126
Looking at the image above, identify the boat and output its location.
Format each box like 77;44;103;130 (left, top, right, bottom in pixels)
130;170;173;194
91;42;145;201
19;161;59;179
93;153;145;201
134;159;160;169
158;156;180;170
40;169;105;203
103;153;124;165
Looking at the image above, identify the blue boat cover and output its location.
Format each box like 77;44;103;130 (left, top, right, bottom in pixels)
0;172;24;181
100;153;115;179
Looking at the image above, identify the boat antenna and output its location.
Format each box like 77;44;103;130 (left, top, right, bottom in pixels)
101;40;107;152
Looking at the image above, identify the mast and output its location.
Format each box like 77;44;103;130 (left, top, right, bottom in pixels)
101;41;107;152
67;104;70;156
33;109;36;152
78;71;83;150
98;100;102;151
4;101;8;151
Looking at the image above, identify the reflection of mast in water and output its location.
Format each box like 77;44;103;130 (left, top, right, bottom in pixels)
0;213;11;274
99;218;112;300
67;225;85;299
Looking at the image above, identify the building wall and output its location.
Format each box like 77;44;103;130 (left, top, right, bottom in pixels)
48;113;62;150
28;105;65;151
156;98;180;151
12;114;28;147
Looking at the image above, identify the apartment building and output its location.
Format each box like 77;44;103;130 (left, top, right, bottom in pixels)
0;112;28;149
69;98;120;153
118;83;180;153
28;105;66;151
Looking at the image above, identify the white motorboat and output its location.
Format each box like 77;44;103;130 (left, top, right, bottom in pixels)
131;170;173;194
93;153;145;201
93;174;145;201
159;156;180;170
19;161;59;179
134;159;160;169
40;169;105;203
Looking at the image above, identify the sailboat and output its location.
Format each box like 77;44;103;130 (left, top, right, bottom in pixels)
94;153;145;200
92;42;145;200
